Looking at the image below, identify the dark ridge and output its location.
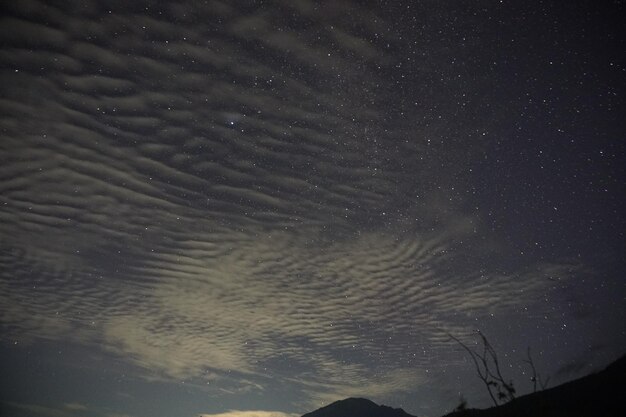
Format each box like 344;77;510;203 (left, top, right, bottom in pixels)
302;355;626;417
443;354;626;417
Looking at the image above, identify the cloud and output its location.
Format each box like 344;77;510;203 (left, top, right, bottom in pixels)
64;403;88;411
199;412;297;417
292;367;425;409
553;343;609;381
3;402;87;417
0;0;600;410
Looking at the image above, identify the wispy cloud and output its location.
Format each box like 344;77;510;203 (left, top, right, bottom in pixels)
199;412;297;417
3;402;88;417
65;403;88;411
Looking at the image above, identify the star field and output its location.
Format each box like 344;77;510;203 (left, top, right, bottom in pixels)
0;1;624;417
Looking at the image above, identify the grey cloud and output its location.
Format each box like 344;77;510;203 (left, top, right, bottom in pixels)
2;402;86;417
64;403;88;411
60;75;137;95
553;343;609;381
199;412;297;417
0;49;83;73
0;0;595;409
0;17;68;49
329;28;382;61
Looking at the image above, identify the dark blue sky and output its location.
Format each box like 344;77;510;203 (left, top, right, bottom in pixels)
0;1;624;417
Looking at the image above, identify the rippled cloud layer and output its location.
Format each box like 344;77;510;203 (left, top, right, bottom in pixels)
1;0;624;415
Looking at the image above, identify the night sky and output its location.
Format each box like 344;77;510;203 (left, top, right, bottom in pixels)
0;1;624;417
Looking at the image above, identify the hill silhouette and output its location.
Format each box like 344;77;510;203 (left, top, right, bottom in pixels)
443;354;625;417
301;398;414;417
301;355;625;417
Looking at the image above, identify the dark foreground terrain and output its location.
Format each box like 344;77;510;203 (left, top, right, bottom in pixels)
303;355;626;417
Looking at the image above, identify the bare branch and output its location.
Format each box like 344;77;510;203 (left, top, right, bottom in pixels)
448;332;498;406
522;347;549;392
451;331;550;409
450;331;516;406
523;347;538;392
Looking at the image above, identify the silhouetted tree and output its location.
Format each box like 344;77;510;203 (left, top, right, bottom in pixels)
449;331;516;406
523;347;550;392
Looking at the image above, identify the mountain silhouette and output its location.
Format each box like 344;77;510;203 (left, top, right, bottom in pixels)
302;355;625;417
301;397;415;417
443;354;626;417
